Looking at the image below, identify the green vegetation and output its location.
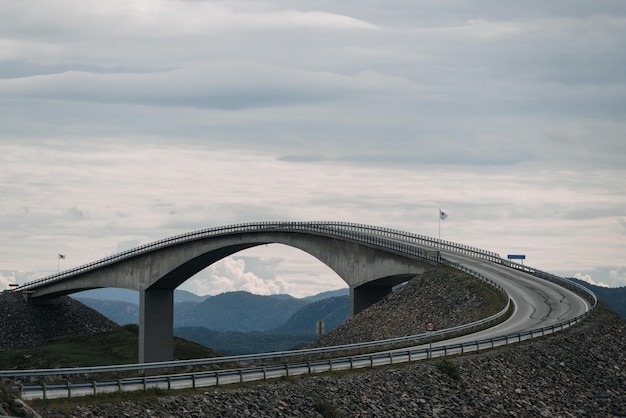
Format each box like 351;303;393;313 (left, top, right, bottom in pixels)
313;398;341;418
435;357;460;380
0;324;220;370
174;327;315;355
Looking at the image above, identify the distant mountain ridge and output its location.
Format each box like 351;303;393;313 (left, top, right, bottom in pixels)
174;291;309;332
74;288;351;353
74;288;350;330
570;279;626;319
74;288;208;304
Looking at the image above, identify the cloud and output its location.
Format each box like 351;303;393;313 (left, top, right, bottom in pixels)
0;65;424;112
0;272;16;290
179;256;297;297
608;267;626;287
64;206;86;220
574;273;610;288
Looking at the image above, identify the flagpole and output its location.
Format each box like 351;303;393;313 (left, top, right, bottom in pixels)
438;208;441;249
57;254;65;273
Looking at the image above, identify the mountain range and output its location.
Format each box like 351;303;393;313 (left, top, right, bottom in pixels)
571;278;626;318
74;288;349;354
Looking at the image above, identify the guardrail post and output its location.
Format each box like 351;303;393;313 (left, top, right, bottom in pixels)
167;376;171;390
262;367;267;380
370;356;374;368
240;369;244;383
192;374;196;389
308;362;312;374
117;379;122;393
143;376;147;392
216;372;219;386
67;381;71;399
42;382;47;400
92;381;97;396
389;352;393;364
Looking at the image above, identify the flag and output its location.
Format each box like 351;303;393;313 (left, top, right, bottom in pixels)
439;210;448;221
58;254;65;259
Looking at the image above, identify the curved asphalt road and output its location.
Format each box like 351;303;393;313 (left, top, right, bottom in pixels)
423;252;591;349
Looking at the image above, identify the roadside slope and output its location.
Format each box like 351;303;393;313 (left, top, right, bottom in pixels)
0;291;117;350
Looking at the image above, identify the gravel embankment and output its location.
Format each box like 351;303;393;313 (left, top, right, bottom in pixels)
309;268;499;347
0;291;117;351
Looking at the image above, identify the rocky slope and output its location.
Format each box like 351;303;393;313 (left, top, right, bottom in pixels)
309;268;499;347
0;291;117;350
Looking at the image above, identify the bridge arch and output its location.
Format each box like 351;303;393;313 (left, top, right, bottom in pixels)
22;226;437;363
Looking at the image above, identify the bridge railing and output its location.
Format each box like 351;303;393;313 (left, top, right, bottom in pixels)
12;220;596;323
12;221;502;292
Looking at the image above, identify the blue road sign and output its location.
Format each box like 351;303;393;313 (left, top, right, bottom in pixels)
507;254;526;260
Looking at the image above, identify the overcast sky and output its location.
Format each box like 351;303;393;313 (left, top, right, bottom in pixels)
1;0;625;296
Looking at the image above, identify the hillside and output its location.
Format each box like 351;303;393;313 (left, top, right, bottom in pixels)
77;290;323;331
275;295;349;335
174;296;350;354
570;278;626;318
309;267;502;347
174;291;309;332
0;291;117;350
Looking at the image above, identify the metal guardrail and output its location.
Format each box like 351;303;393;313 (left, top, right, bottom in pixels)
17;310;593;400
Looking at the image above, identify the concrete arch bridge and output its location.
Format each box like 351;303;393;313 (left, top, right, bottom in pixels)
14;221;498;363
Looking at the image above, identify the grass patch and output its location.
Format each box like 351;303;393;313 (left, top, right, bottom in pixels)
435;358;460;380
313;398;341;418
0;324;220;371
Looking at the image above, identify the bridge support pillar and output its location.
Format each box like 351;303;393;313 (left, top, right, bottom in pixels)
139;288;174;364
351;284;393;316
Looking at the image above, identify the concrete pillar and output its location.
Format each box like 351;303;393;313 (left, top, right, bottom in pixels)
139;288;174;364
351;284;393;316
